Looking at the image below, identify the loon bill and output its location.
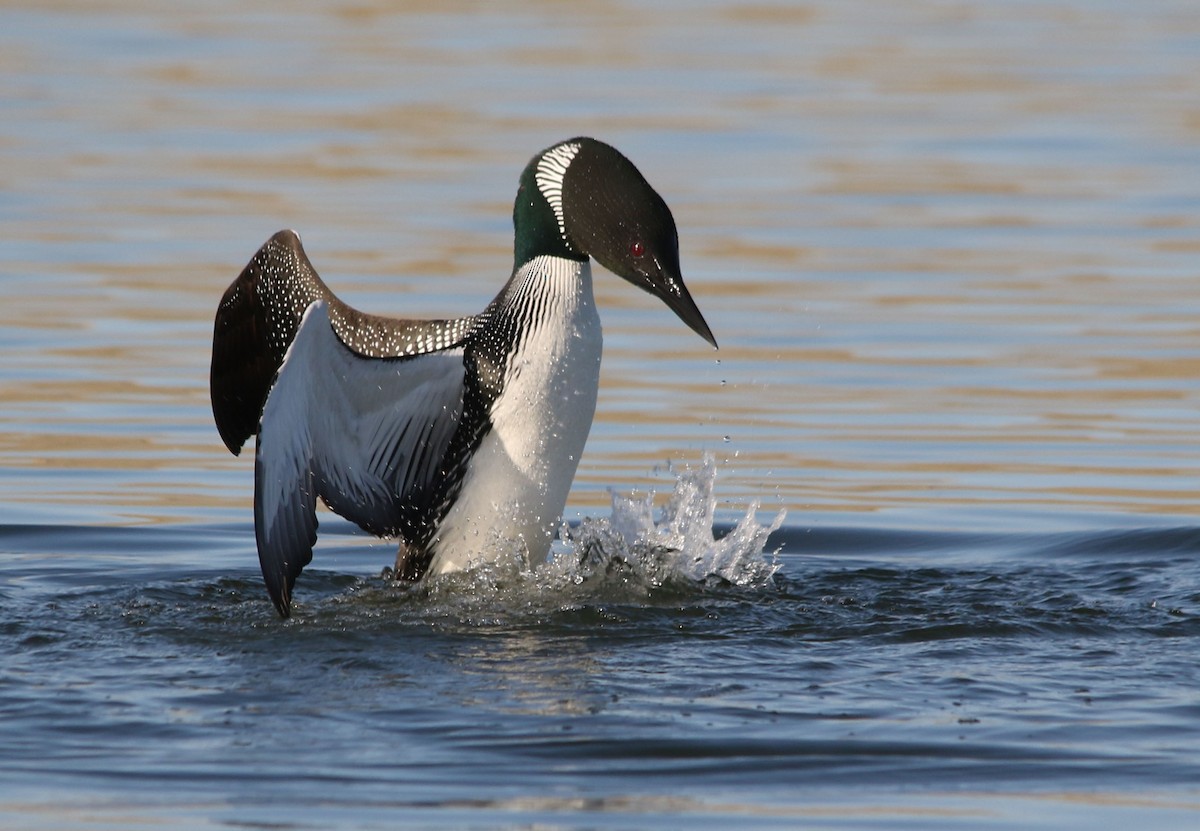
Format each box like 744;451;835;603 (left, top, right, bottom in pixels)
210;137;717;617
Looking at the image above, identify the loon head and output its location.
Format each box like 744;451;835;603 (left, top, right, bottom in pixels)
513;137;717;348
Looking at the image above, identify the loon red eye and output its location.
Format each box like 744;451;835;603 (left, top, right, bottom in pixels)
630;240;645;258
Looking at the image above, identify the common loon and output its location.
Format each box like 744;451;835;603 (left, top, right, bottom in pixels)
210;137;716;617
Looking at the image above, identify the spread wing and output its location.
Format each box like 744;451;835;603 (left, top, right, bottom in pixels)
254;301;469;617
211;229;475;456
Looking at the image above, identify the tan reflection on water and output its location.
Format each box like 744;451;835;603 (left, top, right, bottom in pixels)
0;0;1197;527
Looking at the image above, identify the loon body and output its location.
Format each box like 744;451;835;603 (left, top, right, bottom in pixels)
210;137;715;617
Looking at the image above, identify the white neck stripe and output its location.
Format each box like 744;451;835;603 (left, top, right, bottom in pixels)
534;142;581;242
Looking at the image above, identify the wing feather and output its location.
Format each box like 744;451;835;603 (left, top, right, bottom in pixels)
253;301;468;616
211;229;476;456
211;230;330;455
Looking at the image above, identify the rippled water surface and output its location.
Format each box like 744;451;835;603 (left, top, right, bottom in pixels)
2;1;1199;828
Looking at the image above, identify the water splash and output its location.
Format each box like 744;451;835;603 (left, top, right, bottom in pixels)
314;455;786;623
558;454;785;590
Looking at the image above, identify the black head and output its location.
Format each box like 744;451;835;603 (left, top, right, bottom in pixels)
513;137;716;348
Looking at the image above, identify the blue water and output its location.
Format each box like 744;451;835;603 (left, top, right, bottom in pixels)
2;1;1199;828
2;514;1198;829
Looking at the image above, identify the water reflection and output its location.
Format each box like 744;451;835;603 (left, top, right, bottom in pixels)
448;631;608;717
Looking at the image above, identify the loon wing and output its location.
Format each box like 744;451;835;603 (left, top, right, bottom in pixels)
211;229;474;456
253;301;470;617
210;231;331;456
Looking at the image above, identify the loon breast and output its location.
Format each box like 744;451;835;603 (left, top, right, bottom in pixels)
425;256;602;574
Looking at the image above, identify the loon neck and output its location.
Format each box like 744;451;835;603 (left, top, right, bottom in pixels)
472;254;596;403
512;151;587;269
512;203;585;268
505;255;593;308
